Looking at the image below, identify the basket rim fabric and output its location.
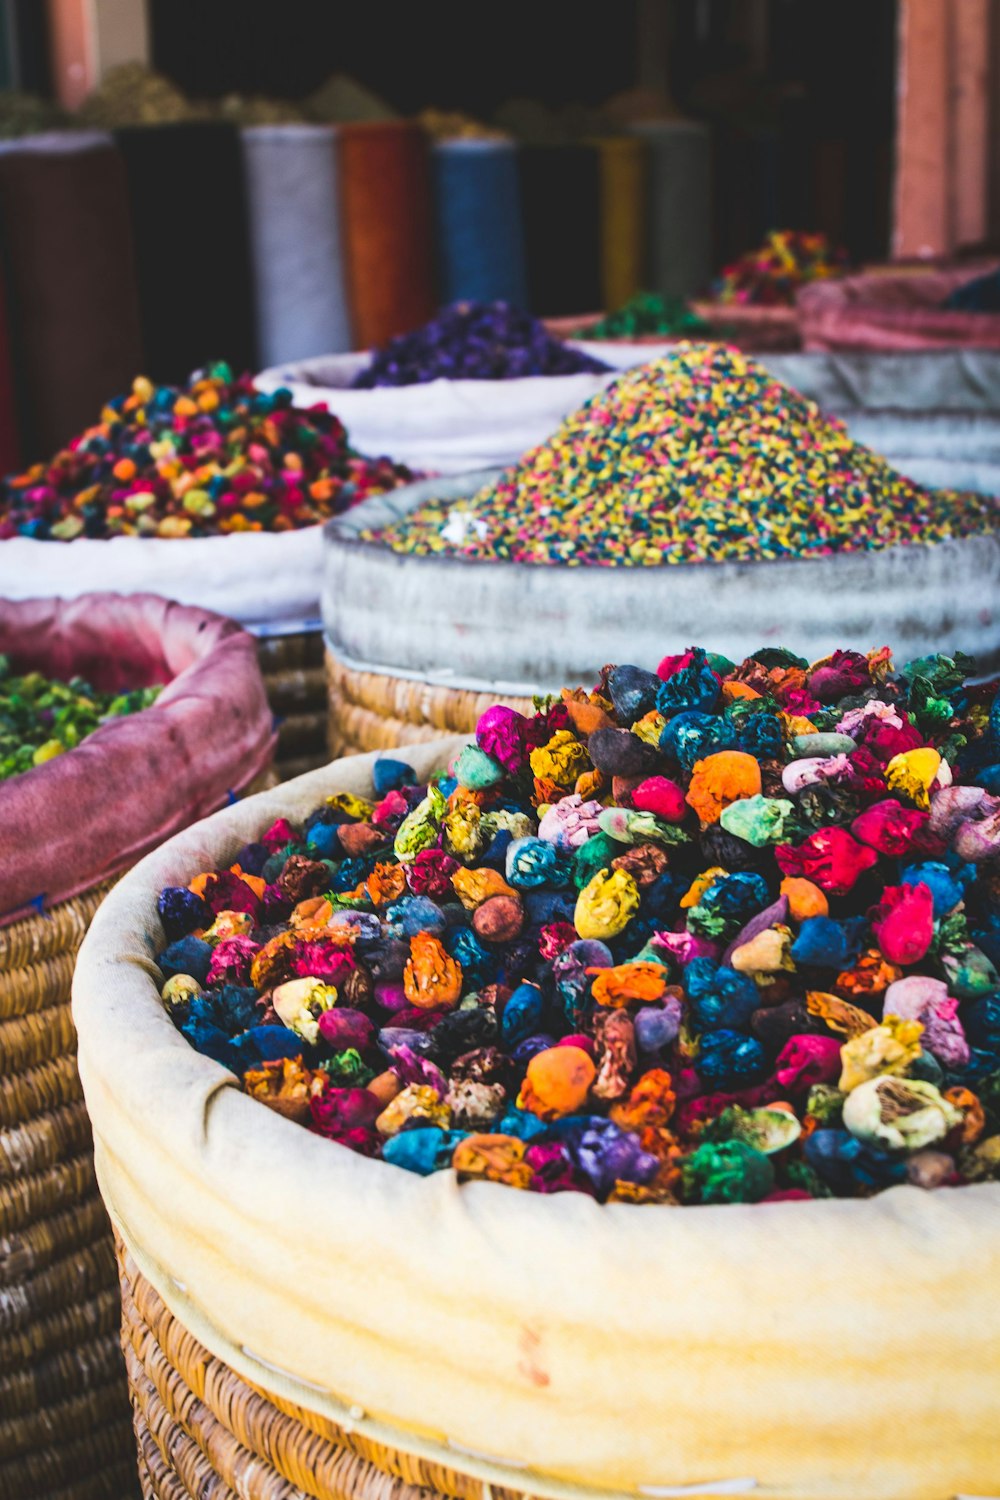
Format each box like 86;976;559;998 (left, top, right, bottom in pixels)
321;474;1000;694
73;744;1000;1500
0;592;275;923
0;527;326;628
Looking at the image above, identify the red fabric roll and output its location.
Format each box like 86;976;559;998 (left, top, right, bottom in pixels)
0;137;143;461
338;121;436;348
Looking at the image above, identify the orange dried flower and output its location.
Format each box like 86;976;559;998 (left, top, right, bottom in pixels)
806;990;878;1038
780;876;829;922
944;1086;985;1145
452;1134;534;1188
366;862;408;907
560;690;615;737
403;931;463;1009
518;1045;596;1119
250;931;298;990
610;1068;676;1131
229;865;267;899
290;895;333;931
575;768;606;801
686;751;762;824
589;961;669;1008
836;948;903;1000
451;866;517;910
721;681;761;704
243;1057;323;1124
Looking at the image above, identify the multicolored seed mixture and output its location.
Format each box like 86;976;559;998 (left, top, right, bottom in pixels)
369;345;997;565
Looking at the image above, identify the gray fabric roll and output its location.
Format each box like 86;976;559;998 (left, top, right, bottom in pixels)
630;120;711;299
242;124;351;366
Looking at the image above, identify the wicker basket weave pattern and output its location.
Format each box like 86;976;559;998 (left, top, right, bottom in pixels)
117;1236;539;1500
0;884;138;1500
259;631;328;779
0;752;277;1500
326;647;533;758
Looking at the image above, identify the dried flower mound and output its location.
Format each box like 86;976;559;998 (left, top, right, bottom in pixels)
157;642;1000;1207
883;976;969;1069
376;1084;451;1136
683;1139;775;1204
272;977;338;1044
780;877;829;922
720;794;796;847
351;301;609;387
1;364;415;541
575;868;641;941
529;731;591;789
805;991;877;1039
731;925;795;979
0;661;161;779
366;863;408;907
609;1069;676;1131
886;748;949;810
452;866;517;910
869;883;934;967
851;799;929;856
836;949;902;1001
714;229;846;307
775;1035;843;1093
593;1011;637;1100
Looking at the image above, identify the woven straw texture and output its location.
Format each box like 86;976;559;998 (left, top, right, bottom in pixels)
326;648;533;757
0;882;138;1500
0;749;277;1500
118;1235;534;1500
258;631;328;778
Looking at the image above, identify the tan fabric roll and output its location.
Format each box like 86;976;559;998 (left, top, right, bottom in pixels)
596;135;646;312
73;744;1000;1500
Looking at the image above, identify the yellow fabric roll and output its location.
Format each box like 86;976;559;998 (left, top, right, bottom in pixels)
74;743;1000;1500
596;135;646;313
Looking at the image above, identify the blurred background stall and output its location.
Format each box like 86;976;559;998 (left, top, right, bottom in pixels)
0;0;939;461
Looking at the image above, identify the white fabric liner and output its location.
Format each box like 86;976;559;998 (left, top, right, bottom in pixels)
73;744;1000;1500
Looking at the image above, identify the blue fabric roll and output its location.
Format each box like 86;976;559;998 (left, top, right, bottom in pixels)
432;139;527;308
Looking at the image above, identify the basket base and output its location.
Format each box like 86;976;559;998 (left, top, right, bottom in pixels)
0;885;139;1500
116;1234;536;1500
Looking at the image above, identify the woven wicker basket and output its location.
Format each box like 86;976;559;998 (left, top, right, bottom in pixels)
257;630;329;778
118;1235;532;1500
326;646;533;757
0;793;276;1500
0;883;139;1500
